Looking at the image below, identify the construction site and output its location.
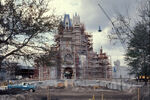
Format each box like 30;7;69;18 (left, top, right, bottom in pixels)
0;79;149;100
34;14;112;80
0;13;149;100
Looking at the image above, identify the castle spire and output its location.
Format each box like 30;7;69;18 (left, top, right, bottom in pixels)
63;14;72;29
73;13;80;26
100;46;103;54
75;12;77;16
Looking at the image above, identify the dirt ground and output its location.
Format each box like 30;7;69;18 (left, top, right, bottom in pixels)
0;87;135;100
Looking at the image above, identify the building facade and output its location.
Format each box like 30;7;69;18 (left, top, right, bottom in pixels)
112;60;134;79
55;14;112;80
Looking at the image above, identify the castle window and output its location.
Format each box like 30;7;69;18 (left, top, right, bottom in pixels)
66;22;69;29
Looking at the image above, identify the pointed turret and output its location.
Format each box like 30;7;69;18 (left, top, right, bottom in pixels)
100;46;103;54
63;14;72;29
73;13;80;26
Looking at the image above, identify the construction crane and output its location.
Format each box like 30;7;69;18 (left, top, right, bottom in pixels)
97;2;127;50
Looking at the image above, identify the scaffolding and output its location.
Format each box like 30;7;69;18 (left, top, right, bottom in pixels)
35;14;112;80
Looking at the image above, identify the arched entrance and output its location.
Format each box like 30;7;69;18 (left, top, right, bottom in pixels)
64;67;73;79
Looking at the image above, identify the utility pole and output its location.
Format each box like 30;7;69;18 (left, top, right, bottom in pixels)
148;1;150;98
47;86;51;100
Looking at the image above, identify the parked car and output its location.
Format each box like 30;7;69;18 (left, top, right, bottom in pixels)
8;82;36;92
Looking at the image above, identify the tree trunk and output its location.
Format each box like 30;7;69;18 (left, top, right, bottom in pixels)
0;57;4;70
0;59;2;70
144;75;148;86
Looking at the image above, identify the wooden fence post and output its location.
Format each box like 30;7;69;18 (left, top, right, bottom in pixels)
101;92;104;100
138;88;140;100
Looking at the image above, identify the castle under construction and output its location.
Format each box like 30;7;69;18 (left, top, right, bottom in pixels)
53;14;112;80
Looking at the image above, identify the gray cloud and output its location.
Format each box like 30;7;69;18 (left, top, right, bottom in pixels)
51;0;142;66
79;0;138;31
76;0;141;65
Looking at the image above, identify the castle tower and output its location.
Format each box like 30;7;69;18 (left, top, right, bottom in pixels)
55;14;112;80
58;14;83;79
73;13;80;26
59;14;76;79
63;14;72;29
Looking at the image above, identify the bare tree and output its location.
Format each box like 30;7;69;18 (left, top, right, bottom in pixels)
98;0;150;81
109;0;150;47
0;0;60;69
106;0;150;79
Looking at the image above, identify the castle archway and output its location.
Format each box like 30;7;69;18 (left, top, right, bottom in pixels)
64;67;73;79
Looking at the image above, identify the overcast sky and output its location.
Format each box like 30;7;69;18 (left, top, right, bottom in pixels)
49;0;143;66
